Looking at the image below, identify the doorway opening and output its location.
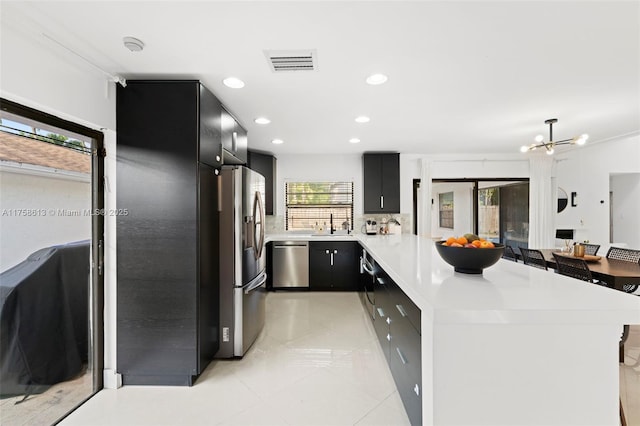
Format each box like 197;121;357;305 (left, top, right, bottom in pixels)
413;178;529;249
0;98;104;424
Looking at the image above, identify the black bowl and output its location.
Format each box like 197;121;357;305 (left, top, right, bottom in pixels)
435;241;505;274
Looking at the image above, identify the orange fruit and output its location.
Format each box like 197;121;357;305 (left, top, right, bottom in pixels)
472;240;482;248
456;236;468;245
445;237;456;246
480;241;495;248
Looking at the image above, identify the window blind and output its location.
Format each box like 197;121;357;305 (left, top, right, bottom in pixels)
285;182;354;231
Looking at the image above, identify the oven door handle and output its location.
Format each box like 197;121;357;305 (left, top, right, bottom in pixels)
362;258;375;276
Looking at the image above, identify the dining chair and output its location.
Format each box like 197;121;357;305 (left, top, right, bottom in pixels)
606;247;640;294
519;248;548;270
502;245;518;262
583;243;600;256
552;253;600;284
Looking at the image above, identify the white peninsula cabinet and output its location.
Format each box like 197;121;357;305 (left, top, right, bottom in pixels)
359;234;640;426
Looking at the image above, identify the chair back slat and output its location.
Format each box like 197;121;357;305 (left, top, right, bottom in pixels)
502;245;517;261
583;243;600;256
519;248;548;270
606;247;640;263
552;253;594;282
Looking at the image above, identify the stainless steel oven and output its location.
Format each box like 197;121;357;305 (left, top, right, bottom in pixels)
359;248;376;319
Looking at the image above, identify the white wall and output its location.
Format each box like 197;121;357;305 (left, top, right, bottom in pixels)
555;134;640;246
431;182;474;238
611;173;640;247
275;153;363;216
0;168;91;272
0;16;116;130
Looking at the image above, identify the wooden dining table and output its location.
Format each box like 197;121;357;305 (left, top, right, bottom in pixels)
535;249;640;292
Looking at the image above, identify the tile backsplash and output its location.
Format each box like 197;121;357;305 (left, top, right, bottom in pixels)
265;214;412;235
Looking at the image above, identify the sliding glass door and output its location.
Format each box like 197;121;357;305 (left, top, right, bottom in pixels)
414;179;529;249
0;99;104;424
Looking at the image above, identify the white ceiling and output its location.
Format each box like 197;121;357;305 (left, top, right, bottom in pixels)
2;1;639;156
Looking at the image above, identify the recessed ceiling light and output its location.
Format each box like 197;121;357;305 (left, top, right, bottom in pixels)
366;73;388;85
123;36;144;52
355;116;370;123
349;138;361;144
223;77;245;89
271;139;284;145
254;117;271;125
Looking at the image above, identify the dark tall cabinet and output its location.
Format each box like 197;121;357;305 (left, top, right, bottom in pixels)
116;80;220;386
363;153;400;214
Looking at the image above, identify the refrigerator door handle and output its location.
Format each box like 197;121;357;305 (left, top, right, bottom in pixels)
244;272;267;294
252;190;265;260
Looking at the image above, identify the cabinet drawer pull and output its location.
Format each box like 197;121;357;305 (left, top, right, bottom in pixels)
376;308;385;318
387;333;391;342
380;195;384;209
396;347;407;364
376;277;385;285
396;347;407;365
396;304;407;317
386;317;391;325
413;384;420;396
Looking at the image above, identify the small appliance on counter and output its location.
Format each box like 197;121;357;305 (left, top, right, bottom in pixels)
364;219;377;235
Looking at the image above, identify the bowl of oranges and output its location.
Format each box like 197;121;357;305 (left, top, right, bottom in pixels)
435;233;504;274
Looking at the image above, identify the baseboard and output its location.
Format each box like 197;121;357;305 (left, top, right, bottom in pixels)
103;369;122;389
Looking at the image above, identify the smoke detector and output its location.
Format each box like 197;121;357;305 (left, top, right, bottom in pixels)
123;37;144;52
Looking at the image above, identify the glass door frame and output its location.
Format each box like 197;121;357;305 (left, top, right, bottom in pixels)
413;177;529;237
0;97;105;396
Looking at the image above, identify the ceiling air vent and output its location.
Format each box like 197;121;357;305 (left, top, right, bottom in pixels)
265;50;317;72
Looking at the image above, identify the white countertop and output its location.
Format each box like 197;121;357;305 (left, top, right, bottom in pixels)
267;233;640;325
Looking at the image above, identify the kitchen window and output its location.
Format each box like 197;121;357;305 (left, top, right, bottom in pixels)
285;182;354;231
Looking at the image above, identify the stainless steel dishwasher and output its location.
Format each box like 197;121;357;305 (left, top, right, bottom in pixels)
272;241;309;288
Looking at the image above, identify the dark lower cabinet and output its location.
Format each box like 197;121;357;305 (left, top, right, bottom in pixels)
371;264;422;425
309;241;358;290
373;272;391;362
116;80;219;386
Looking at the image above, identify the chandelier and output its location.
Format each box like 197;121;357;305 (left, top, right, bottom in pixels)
520;118;588;155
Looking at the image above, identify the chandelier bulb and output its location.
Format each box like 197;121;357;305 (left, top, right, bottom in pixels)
520;145;529;153
535;134;544;143
576;134;589;145
546;147;555;155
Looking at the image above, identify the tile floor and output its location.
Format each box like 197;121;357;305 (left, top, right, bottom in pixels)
59;292;411;426
0;368;92;426
42;292;639;426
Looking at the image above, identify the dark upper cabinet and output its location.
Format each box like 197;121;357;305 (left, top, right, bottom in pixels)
247;151;277;215
363;153;400;214
116;80;219;386
199;85;223;168
308;241;359;290
221;106;247;165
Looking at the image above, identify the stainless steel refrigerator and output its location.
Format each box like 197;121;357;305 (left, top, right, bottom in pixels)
216;165;266;358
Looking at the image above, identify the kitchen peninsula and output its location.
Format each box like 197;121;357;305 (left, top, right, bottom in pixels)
266;233;640;426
